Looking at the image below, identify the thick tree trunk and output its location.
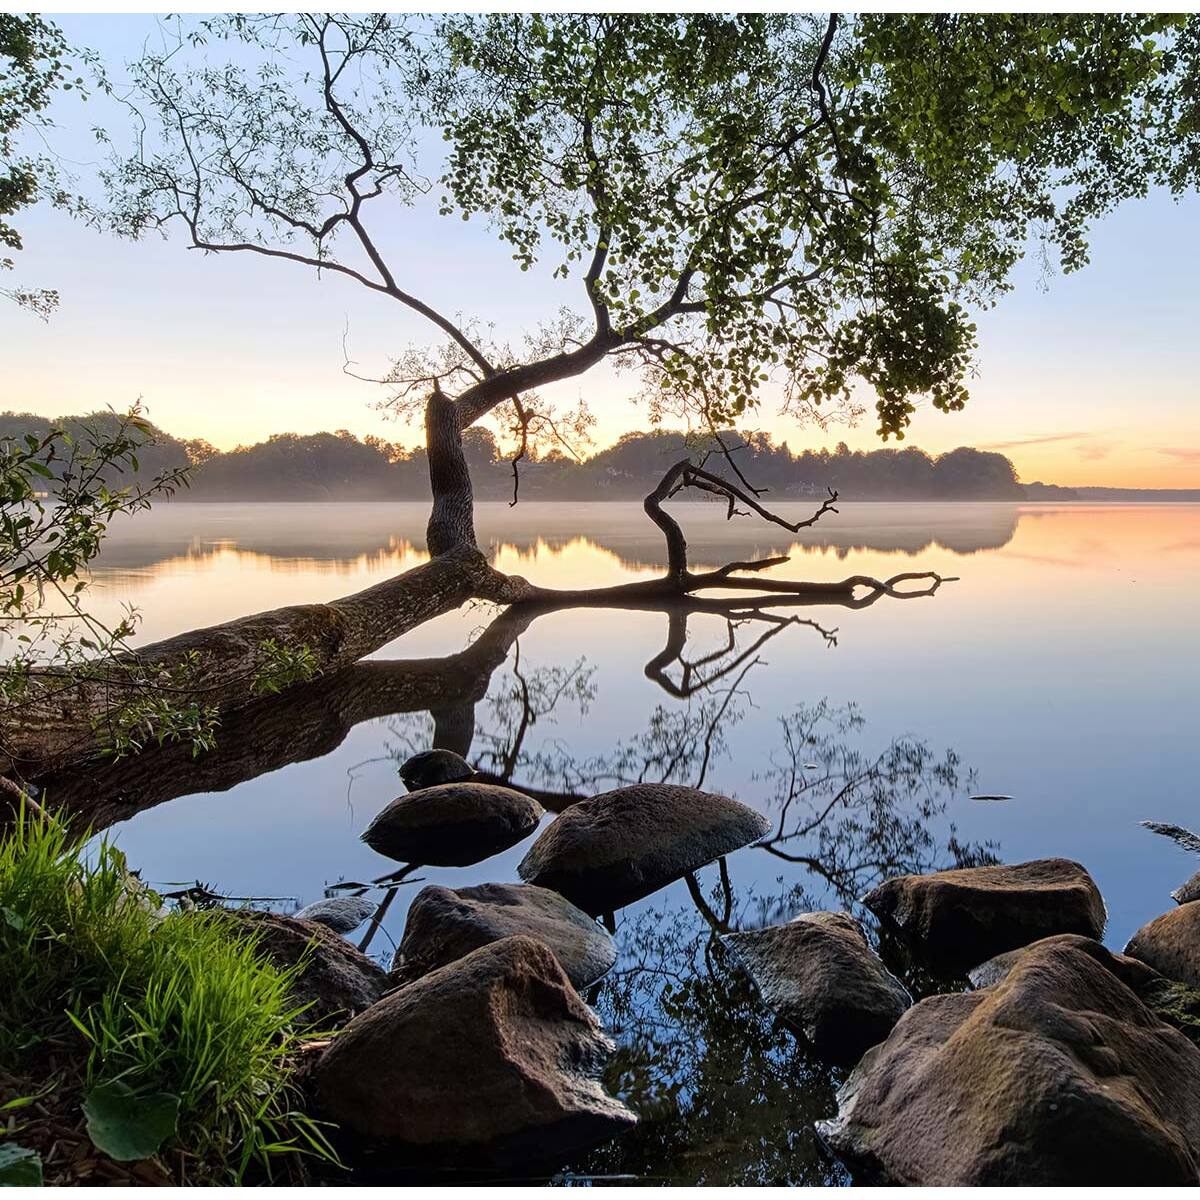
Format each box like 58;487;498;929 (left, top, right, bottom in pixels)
3;546;534;775
425;386;478;557
3;434;953;782
30;606;537;834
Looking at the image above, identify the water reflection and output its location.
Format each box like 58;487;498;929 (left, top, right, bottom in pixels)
88;501;1021;579
25;500;1200;1182
31;558;1008;1183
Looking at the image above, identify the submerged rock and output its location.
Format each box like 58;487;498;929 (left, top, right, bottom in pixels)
518;783;770;915
294;895;376;935
721;911;910;1067
1126;902;1200;988
393;882;615;990
362;782;543;866
399;748;475;792
312;934;635;1164
818;935;1200;1185
862;857;1105;969
224;909;387;1026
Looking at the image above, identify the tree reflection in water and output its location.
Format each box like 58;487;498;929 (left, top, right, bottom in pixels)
370;620;996;1185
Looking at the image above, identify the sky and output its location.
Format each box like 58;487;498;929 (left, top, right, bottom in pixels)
3;14;1199;489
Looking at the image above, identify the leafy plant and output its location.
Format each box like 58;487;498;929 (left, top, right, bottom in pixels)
1;13;79;315
0;805;337;1182
81;1081;179;1162
250;639;320;697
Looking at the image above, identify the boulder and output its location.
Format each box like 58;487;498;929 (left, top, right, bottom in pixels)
224;909;387;1026
1126;902;1200;988
721;911;910;1067
294;895;376;935
399;748;475;792
362;782;543;866
862;857;1105;970
1174;869;1200;905
968;933;1158;992
393;882;615;990
970;934;1200;1051
312;935;636;1165
818;935;1200;1184
518;783;770;915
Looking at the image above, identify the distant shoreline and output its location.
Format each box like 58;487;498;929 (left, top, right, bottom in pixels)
6;412;1197;504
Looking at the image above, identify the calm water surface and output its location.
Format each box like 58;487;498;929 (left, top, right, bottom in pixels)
41;501;1200;1183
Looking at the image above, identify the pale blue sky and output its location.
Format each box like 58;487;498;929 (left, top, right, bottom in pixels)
2;14;1198;488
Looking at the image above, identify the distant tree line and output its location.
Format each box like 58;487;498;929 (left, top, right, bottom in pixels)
1;411;1062;502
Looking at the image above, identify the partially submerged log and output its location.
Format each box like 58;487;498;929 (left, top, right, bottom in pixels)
5;546;532;773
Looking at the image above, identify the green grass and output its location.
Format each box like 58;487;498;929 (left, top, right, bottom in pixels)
0;803;335;1182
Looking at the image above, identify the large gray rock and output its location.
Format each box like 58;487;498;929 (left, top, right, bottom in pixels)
294;895;376;935
722;911;910;1067
393;882;615;990
818;935;1200;1184
1126;901;1200;988
224;909;387;1026
863;857;1105;969
312;935;635;1165
518;783;770;915
362;782;543;866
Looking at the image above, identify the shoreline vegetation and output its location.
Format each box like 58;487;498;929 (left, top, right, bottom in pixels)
9;411;1190;505
0;802;336;1186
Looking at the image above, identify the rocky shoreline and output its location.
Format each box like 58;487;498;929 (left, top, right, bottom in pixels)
211;758;1200;1184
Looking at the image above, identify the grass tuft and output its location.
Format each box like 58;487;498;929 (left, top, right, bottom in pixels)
0;802;336;1183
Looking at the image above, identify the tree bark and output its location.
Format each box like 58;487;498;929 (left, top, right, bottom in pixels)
3;545;533;775
425;385;478;556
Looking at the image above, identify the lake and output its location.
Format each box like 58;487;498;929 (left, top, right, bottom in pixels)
34;500;1200;1183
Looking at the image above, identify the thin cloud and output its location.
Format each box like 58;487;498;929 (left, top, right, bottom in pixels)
1157;447;1200;464
1077;441;1117;462
980;431;1096;450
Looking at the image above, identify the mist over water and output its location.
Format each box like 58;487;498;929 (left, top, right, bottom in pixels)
47;499;1200;1183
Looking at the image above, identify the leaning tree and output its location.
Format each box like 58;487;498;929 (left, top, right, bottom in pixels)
97;14;1199;552
16;11;1193;765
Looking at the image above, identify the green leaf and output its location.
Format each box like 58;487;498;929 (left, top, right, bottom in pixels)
0;907;25;932
0;1143;42;1186
82;1081;180;1162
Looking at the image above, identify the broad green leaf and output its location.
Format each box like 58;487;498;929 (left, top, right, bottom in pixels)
0;1143;42;1186
82;1081;180;1162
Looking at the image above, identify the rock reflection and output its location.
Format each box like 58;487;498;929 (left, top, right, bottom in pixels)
576;893;847;1186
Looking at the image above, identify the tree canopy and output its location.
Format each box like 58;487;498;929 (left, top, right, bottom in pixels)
1;13;75;315
96;13;1199;454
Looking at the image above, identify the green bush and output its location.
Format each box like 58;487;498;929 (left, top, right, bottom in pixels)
0;804;335;1182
